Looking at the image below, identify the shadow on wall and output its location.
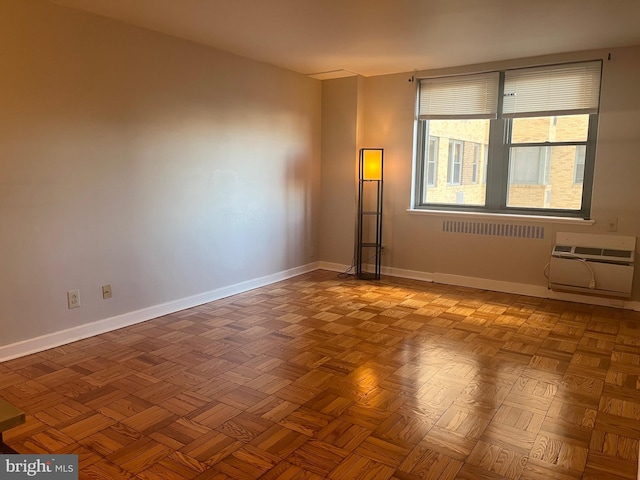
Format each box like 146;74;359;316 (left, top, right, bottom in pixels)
286;152;314;268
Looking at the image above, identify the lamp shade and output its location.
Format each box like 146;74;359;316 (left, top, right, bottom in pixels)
361;149;383;180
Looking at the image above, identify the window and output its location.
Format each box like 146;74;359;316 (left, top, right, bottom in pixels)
472;144;480;184
426;137;438;186
574;145;586;184
482;146;488;184
448;140;463;184
509;146;549;185
414;61;601;218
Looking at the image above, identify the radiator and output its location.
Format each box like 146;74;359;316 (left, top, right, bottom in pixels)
548;232;635;298
442;220;545;239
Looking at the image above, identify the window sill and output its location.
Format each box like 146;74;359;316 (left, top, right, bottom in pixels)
406;208;596;225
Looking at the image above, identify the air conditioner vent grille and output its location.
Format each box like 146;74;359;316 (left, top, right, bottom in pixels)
553;245;635;261
574;247;603;256
603;249;633;258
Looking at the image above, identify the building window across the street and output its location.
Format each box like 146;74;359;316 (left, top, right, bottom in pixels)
574;145;586;184
426;137;438;186
414;60;601;218
472;144;480;184
448;140;463;185
509;146;550;185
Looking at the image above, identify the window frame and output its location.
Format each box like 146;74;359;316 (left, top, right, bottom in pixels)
413;62;600;219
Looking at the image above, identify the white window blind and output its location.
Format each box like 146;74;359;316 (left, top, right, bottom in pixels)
503;61;602;118
419;72;499;119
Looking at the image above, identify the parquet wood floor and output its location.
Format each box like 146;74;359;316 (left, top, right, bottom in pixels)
2;269;640;479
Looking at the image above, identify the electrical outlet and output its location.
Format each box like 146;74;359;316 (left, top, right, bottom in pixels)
67;289;80;309
102;284;112;299
607;216;618;232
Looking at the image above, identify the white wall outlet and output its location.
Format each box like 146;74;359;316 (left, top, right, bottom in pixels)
607;216;618;232
102;284;112;299
67;289;80;309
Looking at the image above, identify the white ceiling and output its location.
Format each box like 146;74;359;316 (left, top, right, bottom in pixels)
52;0;640;78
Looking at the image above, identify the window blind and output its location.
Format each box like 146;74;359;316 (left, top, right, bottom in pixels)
502;61;602;118
418;72;499;120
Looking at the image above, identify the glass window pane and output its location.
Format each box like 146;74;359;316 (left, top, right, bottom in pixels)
423;119;489;206
511;114;589;143
507;145;584;210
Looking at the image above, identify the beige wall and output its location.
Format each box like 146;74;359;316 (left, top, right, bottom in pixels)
329;47;640;299
0;0;321;347
319;77;360;265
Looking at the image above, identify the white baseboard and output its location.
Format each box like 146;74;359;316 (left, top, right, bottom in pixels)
382;266;434;282
431;272;545;297
431;271;640;311
319;262;640;311
317;261;352;274
0;262;320;362
547;289;640;310
319;262;435;283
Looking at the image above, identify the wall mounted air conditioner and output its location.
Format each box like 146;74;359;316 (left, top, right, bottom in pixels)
548;232;636;298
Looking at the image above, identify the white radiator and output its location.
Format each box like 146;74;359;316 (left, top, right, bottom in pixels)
548;232;636;298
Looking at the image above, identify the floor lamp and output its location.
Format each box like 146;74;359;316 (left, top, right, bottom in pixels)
356;148;383;280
